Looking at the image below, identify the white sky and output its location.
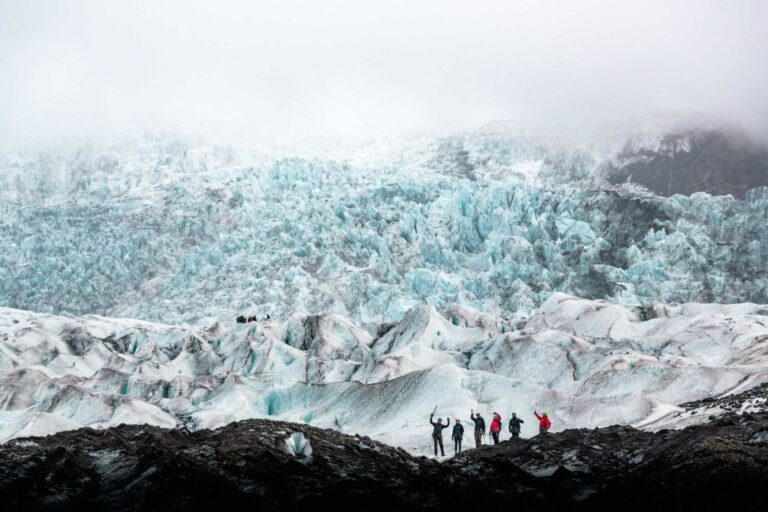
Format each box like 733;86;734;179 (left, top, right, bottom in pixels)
1;0;767;142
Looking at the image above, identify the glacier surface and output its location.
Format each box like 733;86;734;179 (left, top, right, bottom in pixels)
1;132;767;326
2;130;768;454
2;294;767;455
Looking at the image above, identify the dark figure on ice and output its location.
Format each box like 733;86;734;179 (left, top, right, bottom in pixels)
429;414;450;456
534;411;551;435
490;412;502;444
235;315;246;323
247;315;258;323
508;412;524;438
452;418;464;454
470;410;485;447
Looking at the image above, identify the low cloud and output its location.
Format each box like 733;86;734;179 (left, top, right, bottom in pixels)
1;0;767;143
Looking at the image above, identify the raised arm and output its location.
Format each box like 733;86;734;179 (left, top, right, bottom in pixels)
534;411;541;420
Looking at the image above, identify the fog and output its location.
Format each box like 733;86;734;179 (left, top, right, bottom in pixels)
1;0;767;143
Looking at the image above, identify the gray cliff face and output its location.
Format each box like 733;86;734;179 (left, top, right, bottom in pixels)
607;129;768;199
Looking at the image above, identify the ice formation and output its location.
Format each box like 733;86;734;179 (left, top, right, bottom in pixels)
1;129;767;454
2;293;767;455
284;432;312;458
1;132;767;327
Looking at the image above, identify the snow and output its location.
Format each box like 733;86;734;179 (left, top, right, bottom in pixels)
2;294;768;456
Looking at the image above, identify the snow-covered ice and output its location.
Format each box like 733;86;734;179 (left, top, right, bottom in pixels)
2;293;767;455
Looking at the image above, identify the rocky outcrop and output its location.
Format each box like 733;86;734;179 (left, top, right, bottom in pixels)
2;413;767;511
607;129;768;199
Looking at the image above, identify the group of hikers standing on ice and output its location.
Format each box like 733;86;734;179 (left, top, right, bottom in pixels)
429;409;551;457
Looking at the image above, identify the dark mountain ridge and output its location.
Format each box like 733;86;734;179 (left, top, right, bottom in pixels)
607;128;768;199
1;411;767;511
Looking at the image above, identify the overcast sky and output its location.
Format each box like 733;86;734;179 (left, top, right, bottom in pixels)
1;0;767;143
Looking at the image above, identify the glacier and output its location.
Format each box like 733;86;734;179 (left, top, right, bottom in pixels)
1;129;768;454
2;293;767;455
1;132;767;327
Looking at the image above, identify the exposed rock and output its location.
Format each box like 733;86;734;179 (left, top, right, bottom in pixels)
2;413;767;511
678;381;768;417
607;129;768;199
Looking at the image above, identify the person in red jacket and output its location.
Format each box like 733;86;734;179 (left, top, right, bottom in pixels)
534;410;551;435
489;412;502;444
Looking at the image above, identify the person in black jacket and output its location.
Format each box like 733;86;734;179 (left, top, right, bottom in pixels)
508;412;524;438
470;410;486;447
429;413;450;456
452;419;465;454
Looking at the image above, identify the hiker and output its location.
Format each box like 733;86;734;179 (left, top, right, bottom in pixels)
534;411;551;435
508;412;524;438
490;412;502;444
429;413;450;456
452;418;464;454
470;410;486;447
236;315;246;323
247;315;257;323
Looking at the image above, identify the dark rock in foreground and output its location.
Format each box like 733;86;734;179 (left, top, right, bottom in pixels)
1;413;767;511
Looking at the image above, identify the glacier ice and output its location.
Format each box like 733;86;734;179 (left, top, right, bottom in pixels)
2;294;768;456
1;134;767;327
284;432;312;458
2;131;768;455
